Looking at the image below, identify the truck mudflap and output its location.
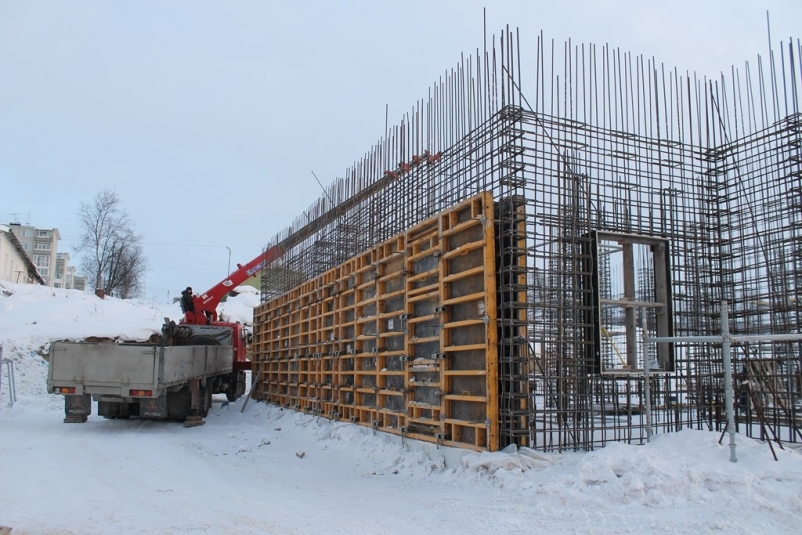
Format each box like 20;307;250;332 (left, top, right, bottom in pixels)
64;394;92;423
140;394;168;419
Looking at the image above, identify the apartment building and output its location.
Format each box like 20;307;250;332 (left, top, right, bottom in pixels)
8;223;61;287
52;252;87;290
55;252;69;288
69;266;87;291
0;224;46;285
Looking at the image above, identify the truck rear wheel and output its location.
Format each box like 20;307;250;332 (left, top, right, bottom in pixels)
99;400;120;419
167;385;191;420
100;402;134;419
225;372;246;402
200;382;212;417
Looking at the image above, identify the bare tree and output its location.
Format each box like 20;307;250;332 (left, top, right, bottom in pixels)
76;189;148;298
105;238;147;299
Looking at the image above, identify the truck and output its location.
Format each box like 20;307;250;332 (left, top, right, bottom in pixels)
46;247;281;426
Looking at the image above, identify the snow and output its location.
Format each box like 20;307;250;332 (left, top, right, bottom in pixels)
231;284;260;295
0;280;181;344
218;290;261;327
2;280;802;534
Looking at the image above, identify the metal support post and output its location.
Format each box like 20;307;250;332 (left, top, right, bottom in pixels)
1;346;18;407
721;301;737;463
622;242;638;368
640;309;652;442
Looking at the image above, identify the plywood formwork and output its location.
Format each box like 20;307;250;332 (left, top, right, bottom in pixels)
253;193;499;451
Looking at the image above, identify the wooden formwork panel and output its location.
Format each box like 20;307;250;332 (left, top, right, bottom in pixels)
252;192;498;451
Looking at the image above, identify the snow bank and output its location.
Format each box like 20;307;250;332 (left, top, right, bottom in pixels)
226;403;802;533
0;281;173;401
0;280;181;344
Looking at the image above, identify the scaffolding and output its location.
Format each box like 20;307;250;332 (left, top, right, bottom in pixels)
255;27;802;451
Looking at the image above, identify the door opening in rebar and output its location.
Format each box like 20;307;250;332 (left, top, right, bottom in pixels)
590;231;675;374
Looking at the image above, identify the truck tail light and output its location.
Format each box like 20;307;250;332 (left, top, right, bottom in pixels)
54;387;76;394
129;390;153;397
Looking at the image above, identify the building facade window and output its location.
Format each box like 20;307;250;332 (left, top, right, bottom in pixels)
22;229;33;237
34;242;51;250
23;243;32;250
33;255;50;267
36;230;51;238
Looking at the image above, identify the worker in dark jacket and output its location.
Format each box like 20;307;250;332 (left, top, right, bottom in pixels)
180;287;195;314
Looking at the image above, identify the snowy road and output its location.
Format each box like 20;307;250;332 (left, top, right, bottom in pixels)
1;398;539;534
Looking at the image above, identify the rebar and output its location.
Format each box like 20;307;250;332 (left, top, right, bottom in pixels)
256;27;801;452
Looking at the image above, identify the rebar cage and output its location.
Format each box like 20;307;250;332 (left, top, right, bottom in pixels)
256;28;802;451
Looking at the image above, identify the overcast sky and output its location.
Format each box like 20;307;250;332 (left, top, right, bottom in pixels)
1;0;800;302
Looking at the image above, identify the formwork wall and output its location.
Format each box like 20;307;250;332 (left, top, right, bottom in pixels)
254;28;802;451
253;194;499;451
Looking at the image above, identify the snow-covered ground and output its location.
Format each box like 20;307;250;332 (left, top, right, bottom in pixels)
1;281;801;534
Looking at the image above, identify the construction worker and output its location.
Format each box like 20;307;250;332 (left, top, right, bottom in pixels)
180;287;195;314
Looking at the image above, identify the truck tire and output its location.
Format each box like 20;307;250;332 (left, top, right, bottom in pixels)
99;400;120;419
167;385;191;420
236;372;246;399
199;382;212;418
225;371;246;402
168;381;211;421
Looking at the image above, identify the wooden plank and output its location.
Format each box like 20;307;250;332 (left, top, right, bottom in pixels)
443;318;486;329
407;283;439;298
443;394;488;402
407;268;439;283
441;240;484;260
442;265;485;283
442;343;487;352
441;216;482;237
442;292;486;306
407;290;440;303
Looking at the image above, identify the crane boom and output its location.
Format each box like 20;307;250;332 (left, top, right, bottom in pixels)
183;245;283;325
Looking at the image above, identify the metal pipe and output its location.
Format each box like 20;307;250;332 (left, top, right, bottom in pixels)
730;334;802;343
646;334;802;344
644;336;726;344
640;308;653;442
721;301;737;463
1;346;17;407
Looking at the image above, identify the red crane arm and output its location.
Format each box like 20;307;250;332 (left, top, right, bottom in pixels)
183;245;283;325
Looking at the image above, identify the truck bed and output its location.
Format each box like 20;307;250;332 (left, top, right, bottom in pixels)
47;342;234;397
